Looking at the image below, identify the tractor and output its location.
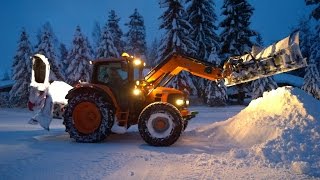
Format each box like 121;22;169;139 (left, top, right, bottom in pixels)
29;32;306;146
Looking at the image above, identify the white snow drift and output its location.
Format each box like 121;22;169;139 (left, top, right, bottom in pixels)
195;86;320;176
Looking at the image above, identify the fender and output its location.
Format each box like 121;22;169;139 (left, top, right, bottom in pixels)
65;83;120;111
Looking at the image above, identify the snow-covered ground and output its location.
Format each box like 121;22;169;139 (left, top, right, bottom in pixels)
0;87;319;179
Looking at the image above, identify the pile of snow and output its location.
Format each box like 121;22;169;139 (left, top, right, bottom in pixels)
195;86;320;176
48;81;73;104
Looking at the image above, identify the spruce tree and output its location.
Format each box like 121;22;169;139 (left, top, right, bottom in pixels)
125;8;147;59
10;28;33;107
157;0;197;95
92;21;101;50
108;10;124;55
302;62;320;100
96;24;119;58
59;43;68;77
305;0;320;20
65;26;92;85
186;0;220;98
220;0;256;57
186;0;220;59
205;48;228;106
147;38;159;67
251;77;278;99
36;26;64;81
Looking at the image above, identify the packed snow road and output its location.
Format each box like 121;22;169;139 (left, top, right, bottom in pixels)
0;105;316;179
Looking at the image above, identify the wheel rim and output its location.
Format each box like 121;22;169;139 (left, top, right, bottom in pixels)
72;102;102;134
147;112;173;138
152;117;170;133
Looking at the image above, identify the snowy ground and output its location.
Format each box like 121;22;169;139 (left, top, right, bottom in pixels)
0;87;319;180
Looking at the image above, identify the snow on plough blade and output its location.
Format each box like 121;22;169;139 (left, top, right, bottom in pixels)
223;31;307;86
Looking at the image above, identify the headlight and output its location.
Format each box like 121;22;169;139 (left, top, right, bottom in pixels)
133;59;142;66
133;88;141;95
175;99;184;106
186;100;190;106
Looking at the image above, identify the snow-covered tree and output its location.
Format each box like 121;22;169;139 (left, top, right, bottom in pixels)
36;22;60;51
302;62;320;100
9;28;33;107
219;0;256;57
157;0;196;62
125;8;147;59
96;24;119;58
36;26;64;81
305;0;320;20
205;48;228;106
65;26;92;85
186;0;220;59
251;77;278;99
58;43;68;77
92;21;101;50
108;10;124;55
147;38;159;67
186;0;220;98
157;0;197;95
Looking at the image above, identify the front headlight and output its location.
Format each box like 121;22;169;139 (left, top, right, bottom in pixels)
186;100;190;106
175;99;184;106
133;88;141;95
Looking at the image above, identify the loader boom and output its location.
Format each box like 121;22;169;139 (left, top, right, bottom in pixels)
144;54;224;88
144;31;306;88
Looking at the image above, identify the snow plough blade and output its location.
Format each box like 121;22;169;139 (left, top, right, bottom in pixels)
223;31;307;86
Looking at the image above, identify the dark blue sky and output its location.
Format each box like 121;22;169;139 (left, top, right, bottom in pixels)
0;0;311;76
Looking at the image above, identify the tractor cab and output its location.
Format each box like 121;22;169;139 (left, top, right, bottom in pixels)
90;54;146;117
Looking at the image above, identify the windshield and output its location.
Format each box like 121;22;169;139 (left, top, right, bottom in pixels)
97;62;128;84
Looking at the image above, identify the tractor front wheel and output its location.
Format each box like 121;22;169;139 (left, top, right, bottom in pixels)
138;102;183;146
63;92;114;143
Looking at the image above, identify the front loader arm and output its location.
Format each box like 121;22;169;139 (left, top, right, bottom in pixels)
144;54;224;88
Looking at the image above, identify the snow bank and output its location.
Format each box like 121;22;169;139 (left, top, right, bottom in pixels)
196;86;320;176
48;81;73;104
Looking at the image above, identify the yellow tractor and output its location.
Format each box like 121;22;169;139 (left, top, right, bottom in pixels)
31;32;306;146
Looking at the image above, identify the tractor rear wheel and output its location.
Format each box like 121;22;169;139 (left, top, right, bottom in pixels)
63;92;114;143
138;102;183;146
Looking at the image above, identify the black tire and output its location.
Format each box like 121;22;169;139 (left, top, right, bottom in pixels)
138;102;183;146
63;92;114;143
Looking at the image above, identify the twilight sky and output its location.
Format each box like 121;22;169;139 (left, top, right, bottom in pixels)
0;0;311;76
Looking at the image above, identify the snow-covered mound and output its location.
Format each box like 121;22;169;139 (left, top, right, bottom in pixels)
195;86;320;175
48;81;73;104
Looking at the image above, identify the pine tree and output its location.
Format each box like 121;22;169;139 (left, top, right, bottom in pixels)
186;0;220;98
305;0;320;20
186;0;220;59
220;0;256;57
157;0;197;95
65;26;92;85
36;26;64;81
147;38;159;67
251;77;278;99
92;21;101;50
59;43;68;77
10;28;33;107
302;62;320;100
96;24;119;58
205;48;228;106
108;10;124;55
125;8;147;59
